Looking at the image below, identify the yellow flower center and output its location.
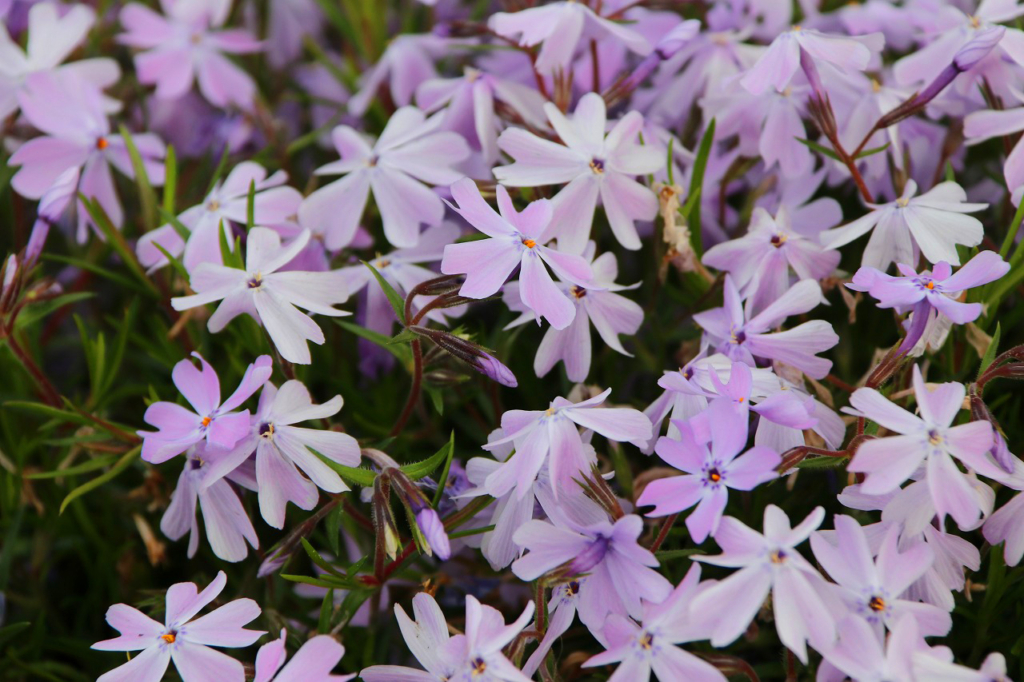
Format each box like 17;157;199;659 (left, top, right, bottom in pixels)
201;416;211;427
523;239;536;249
868;596;886;612
161;633;176;643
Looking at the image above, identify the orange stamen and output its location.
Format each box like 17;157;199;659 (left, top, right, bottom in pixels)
925;281;935;290
96;137;108;150
201;416;211;427
161;633;176;644
523;239;536;248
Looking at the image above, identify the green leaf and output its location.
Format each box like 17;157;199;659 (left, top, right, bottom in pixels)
325;503;343;557
335;320;412;364
157;206;191;241
300;537;346;578
118;125;157;232
854;142;890;159
163;145;177;214
42;254;138;292
677;187;701;225
687;119;715;256
423;385;444;415
25;455;117;479
448;524;495;540
794;456;848;470
0;622;31;649
152;242;190;281
795;137;842;162
318;589;334;634
246;180;256;230
280;573;359;589
1001;200;1024;260
218;219;245;270
205;146;232;196
390;328;418;345
362;260;406;325
979;322;1001;377
666;137;675;185
431;431;456;507
655;548;701;562
402;434;455;481
60;445;141;514
80;196;161;298
13;292;94;331
4;401;96;429
316;454;378;487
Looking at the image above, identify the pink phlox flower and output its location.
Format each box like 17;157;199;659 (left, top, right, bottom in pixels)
581;564;727;682
299;107;470;250
347;34;453;117
690;505;835;662
441;177;593;330
171;227;351;364
139;352;272;464
965;86;1024;200
703;205;841;316
820;180;987;269
752;167;843;237
693;276;838;380
92;571;265;682
9;70;166;243
502;242;642;382
846;365;1000;529
488;2;651;76
265;0;324;69
983;457;1024;566
138;161;302;273
820;614;949;682
118;0;262;109
493;93;663;254
914;650;1012;682
253;628;355;682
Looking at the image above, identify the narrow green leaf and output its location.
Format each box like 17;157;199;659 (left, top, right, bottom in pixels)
1000;200;1024;260
217;219;245;270
152;242;190;281
80;196;161;297
854;142;890;159
431;431;456;507
424;385;444;415
794;456;848;470
666;137;675;186
0;622;31;649
390;328;418;345
60;445;141;514
325;503;343;556
318;589;334;634
280;573;359;589
677;187;701;224
25;455;117;479
3;401;96;429
945;160;955;183
362;260;406;325
334;320;412;364
13;292;94;331
688;119;715;256
979;322;1001;377
42;254;138;291
300;537;346;577
205;146;232;196
118;125;157;232
403;435;455;481
315;453;378;487
795;137;842;161
157;206;191;241
448;525;495;540
246;180;256;230
655;548;701;562
163;145;177;214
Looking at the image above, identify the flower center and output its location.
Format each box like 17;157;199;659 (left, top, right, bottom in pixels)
567;580;580;596
868;595;886;612
925;281;935;290
248;272;263;289
589;158;606;175
897;197;910;207
374;258;390;269
638;631;654;650
683;367;694;380
471;657;487;675
928;429;943;446
969;14;981;28
770;233;787;248
730;329;747;345
522;238;536;249
161;632;177;644
708;468;722;483
770;549;787;564
95;137;108;150
190;32;203;44
259;422;275;439
207;199;221;212
571;285;586;299
201;416;211;427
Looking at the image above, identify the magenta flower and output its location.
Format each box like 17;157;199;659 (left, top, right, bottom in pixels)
513;513;672;633
703;205;841;317
810;515;952;637
118;0;262;109
489;2;650;76
10;71;166;243
820;180;987;270
847;365;999;529
171;228;351;365
161;443;259;562
691;505;834;662
740;27;883;94
493;93;663;254
138;161;302;273
92;571;264;682
440;178;593;330
253;629;354;682
299;107;470;250
693;276;838;380
481;388;652;501
848;250;1010;354
138;353;272;464
502;244;642;381
582;564;726;682
639;402;780;543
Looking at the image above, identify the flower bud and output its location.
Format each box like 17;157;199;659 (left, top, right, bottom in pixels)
415;508;451;560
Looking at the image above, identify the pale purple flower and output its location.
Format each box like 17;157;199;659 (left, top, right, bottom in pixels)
582;564;726;682
965;87;1024;198
138;353;272;464
810;515;952;638
481;388;652;500
299;107;470;250
740;27;883;94
160;443;259;562
265;0;323;69
92;571;264;682
914;651;1011;682
847;365;999;529
138;161;302;273
513;513;672;633
414;506;452;561
693;276;838;380
821;614;946;682
347;34;449;117
522;578;584;677
171;228;351;365
253;629;354;682
984;459;1024;566
440;178;593;330
848;250;1010;353
690;505;834;662
639;401;780;543
10;71;166;243
502;244;642;381
489;2;650;76
703;205;841;316
493;93;663;254
119;0;262;109
0;2;120;120
820;180;987;269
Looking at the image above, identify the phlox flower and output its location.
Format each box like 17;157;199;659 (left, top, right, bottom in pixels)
118;0;262;109
489;2;650;76
347;34;450;117
92;571;264;682
440;178;593;330
965;88;1024;199
0;2;119;119
639;400;780;543
138;353;272;464
10;71;166;243
138;161;302;273
691;505;834;663
703;205;841;316
493;93;663;254
846;365;999;529
582;564;726;682
161;443;259;562
848;250;1009;354
693;276;838;380
171;228;351;365
253;629;354;682
502;243;642;382
914;651;1011;682
299;107;470;250
481;388;651;500
820;180;986;270
810;515;952;638
820;614;947;682
265;0;323;69
983;459;1024;566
